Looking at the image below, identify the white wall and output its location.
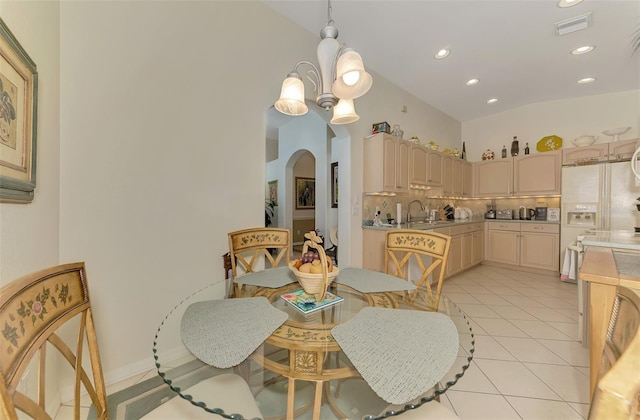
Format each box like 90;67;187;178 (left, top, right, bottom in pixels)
0;1;60;283
462;90;640;162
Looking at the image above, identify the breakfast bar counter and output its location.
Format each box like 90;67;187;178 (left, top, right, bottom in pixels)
579;246;640;398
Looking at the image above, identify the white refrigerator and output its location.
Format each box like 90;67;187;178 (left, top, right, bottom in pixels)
561;161;640;266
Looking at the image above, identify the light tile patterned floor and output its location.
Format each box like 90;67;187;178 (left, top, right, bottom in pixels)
438;264;590;419
54;264;589;420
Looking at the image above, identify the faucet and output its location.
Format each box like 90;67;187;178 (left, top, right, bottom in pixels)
407;200;425;223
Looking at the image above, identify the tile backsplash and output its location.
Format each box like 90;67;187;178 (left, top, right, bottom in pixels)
363;193;560;222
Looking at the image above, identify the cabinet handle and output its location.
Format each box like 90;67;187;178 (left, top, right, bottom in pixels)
534;226;543;230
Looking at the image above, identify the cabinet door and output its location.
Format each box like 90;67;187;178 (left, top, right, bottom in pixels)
382;135;398;191
397;140;411;193
608;139;639;162
410;144;428;186
486;230;520;265
452;159;464;196
447;234;463;276
474;160;512;197
427;152;442;185
562;143;608;166
520;232;559;271
462;161;473;197
461;232;473;269
362;229;387;272
442;155;454;196
513;151;561;195
472;230;484;265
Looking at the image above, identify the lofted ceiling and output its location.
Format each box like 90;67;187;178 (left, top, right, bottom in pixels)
262;0;640;124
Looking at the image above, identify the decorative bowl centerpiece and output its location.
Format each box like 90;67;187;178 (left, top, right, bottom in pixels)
602;127;631;142
288;231;339;301
572;135;597;147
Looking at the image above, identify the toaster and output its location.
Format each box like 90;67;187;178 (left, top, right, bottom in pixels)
496;209;513;220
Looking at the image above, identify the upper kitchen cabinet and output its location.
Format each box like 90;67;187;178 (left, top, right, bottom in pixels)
452;159;473;197
562;138;639;165
608;138;639;161
427;151;443;186
513;150;561;195
474;159;512;197
410;143;428;186
441;154;454;196
364;133;410;194
562;143;609;166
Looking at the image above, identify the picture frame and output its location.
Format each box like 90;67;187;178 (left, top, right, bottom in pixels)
331;162;338;208
268;180;278;205
0;18;38;203
295;177;315;210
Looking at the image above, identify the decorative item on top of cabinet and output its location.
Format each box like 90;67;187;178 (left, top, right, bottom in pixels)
511;136;519;157
537;135;563;152
501;145;507;159
524;143;530;155
461;141;467;160
482;149;495;160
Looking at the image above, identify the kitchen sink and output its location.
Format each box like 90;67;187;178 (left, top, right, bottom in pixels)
407;220;444;226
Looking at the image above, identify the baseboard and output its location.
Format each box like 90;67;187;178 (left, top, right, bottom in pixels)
480;260;559;276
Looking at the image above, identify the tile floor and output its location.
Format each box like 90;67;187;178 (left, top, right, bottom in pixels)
54;264;590;419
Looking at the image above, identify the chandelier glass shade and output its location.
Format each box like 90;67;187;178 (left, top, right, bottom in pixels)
274;0;372;124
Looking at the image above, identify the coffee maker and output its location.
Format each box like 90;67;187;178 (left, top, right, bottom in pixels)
485;201;496;219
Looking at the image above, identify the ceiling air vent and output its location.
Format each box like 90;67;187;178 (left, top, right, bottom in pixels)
555;12;592;36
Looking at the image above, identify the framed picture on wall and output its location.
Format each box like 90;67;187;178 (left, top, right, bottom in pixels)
331;162;338;208
295;177;315;210
268;180;278;205
0;18;38;203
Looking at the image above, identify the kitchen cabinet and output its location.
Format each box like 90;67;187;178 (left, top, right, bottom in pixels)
362;229;386;272
485;222;559;271
438;222;484;277
562;144;609;166
363;133;410;193
474;160;512;197
441;154;454;196
452;159;464;196
608;138;639;161
485;222;520;265
427;151;443;186
513;150;561;195
462;160;473;197
410;143;428;186
562;138;639;166
520;223;560;271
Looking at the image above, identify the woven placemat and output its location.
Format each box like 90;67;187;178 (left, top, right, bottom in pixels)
336;267;416;293
613;251;640;277
331;307;458;404
181;297;287;368
233;266;296;288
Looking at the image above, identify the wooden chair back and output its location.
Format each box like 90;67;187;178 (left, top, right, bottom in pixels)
0;262;107;419
384;230;451;311
228;227;290;296
588;285;640;420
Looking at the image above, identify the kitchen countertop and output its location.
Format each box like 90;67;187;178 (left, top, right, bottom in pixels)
579;230;640;252
580;247;640;286
362;218;560;231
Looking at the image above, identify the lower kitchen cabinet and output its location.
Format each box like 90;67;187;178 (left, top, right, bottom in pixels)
362;229;386;272
485;222;559;272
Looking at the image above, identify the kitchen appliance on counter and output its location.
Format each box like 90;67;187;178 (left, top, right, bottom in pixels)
484;202;496;219
535;207;547;221
560;161;640;283
519;207;536;220
496;209;513;220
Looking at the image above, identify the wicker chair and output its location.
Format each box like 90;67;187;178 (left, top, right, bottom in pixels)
384;230;451;311
0;262;107;419
588;285;640;419
227;227;291;297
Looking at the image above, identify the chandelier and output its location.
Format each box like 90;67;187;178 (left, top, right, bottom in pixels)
274;0;372;124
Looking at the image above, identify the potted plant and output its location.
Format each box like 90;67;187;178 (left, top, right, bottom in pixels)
265;199;276;227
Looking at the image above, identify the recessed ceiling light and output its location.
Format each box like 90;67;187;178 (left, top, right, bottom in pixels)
466;78;480;86
571;45;595;55
577;77;596;84
487;98;498;104
434;49;450;59
557;0;584;8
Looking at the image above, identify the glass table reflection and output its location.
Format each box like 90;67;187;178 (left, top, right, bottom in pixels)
152;274;475;420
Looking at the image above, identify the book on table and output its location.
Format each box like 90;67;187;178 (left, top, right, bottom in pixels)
280;288;344;314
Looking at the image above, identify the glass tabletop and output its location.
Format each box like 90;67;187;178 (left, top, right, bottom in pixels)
152;275;475;420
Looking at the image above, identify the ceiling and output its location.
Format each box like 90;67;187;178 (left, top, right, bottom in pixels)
262;0;640;124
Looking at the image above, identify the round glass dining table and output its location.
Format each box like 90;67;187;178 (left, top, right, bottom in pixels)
152;274;475;420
